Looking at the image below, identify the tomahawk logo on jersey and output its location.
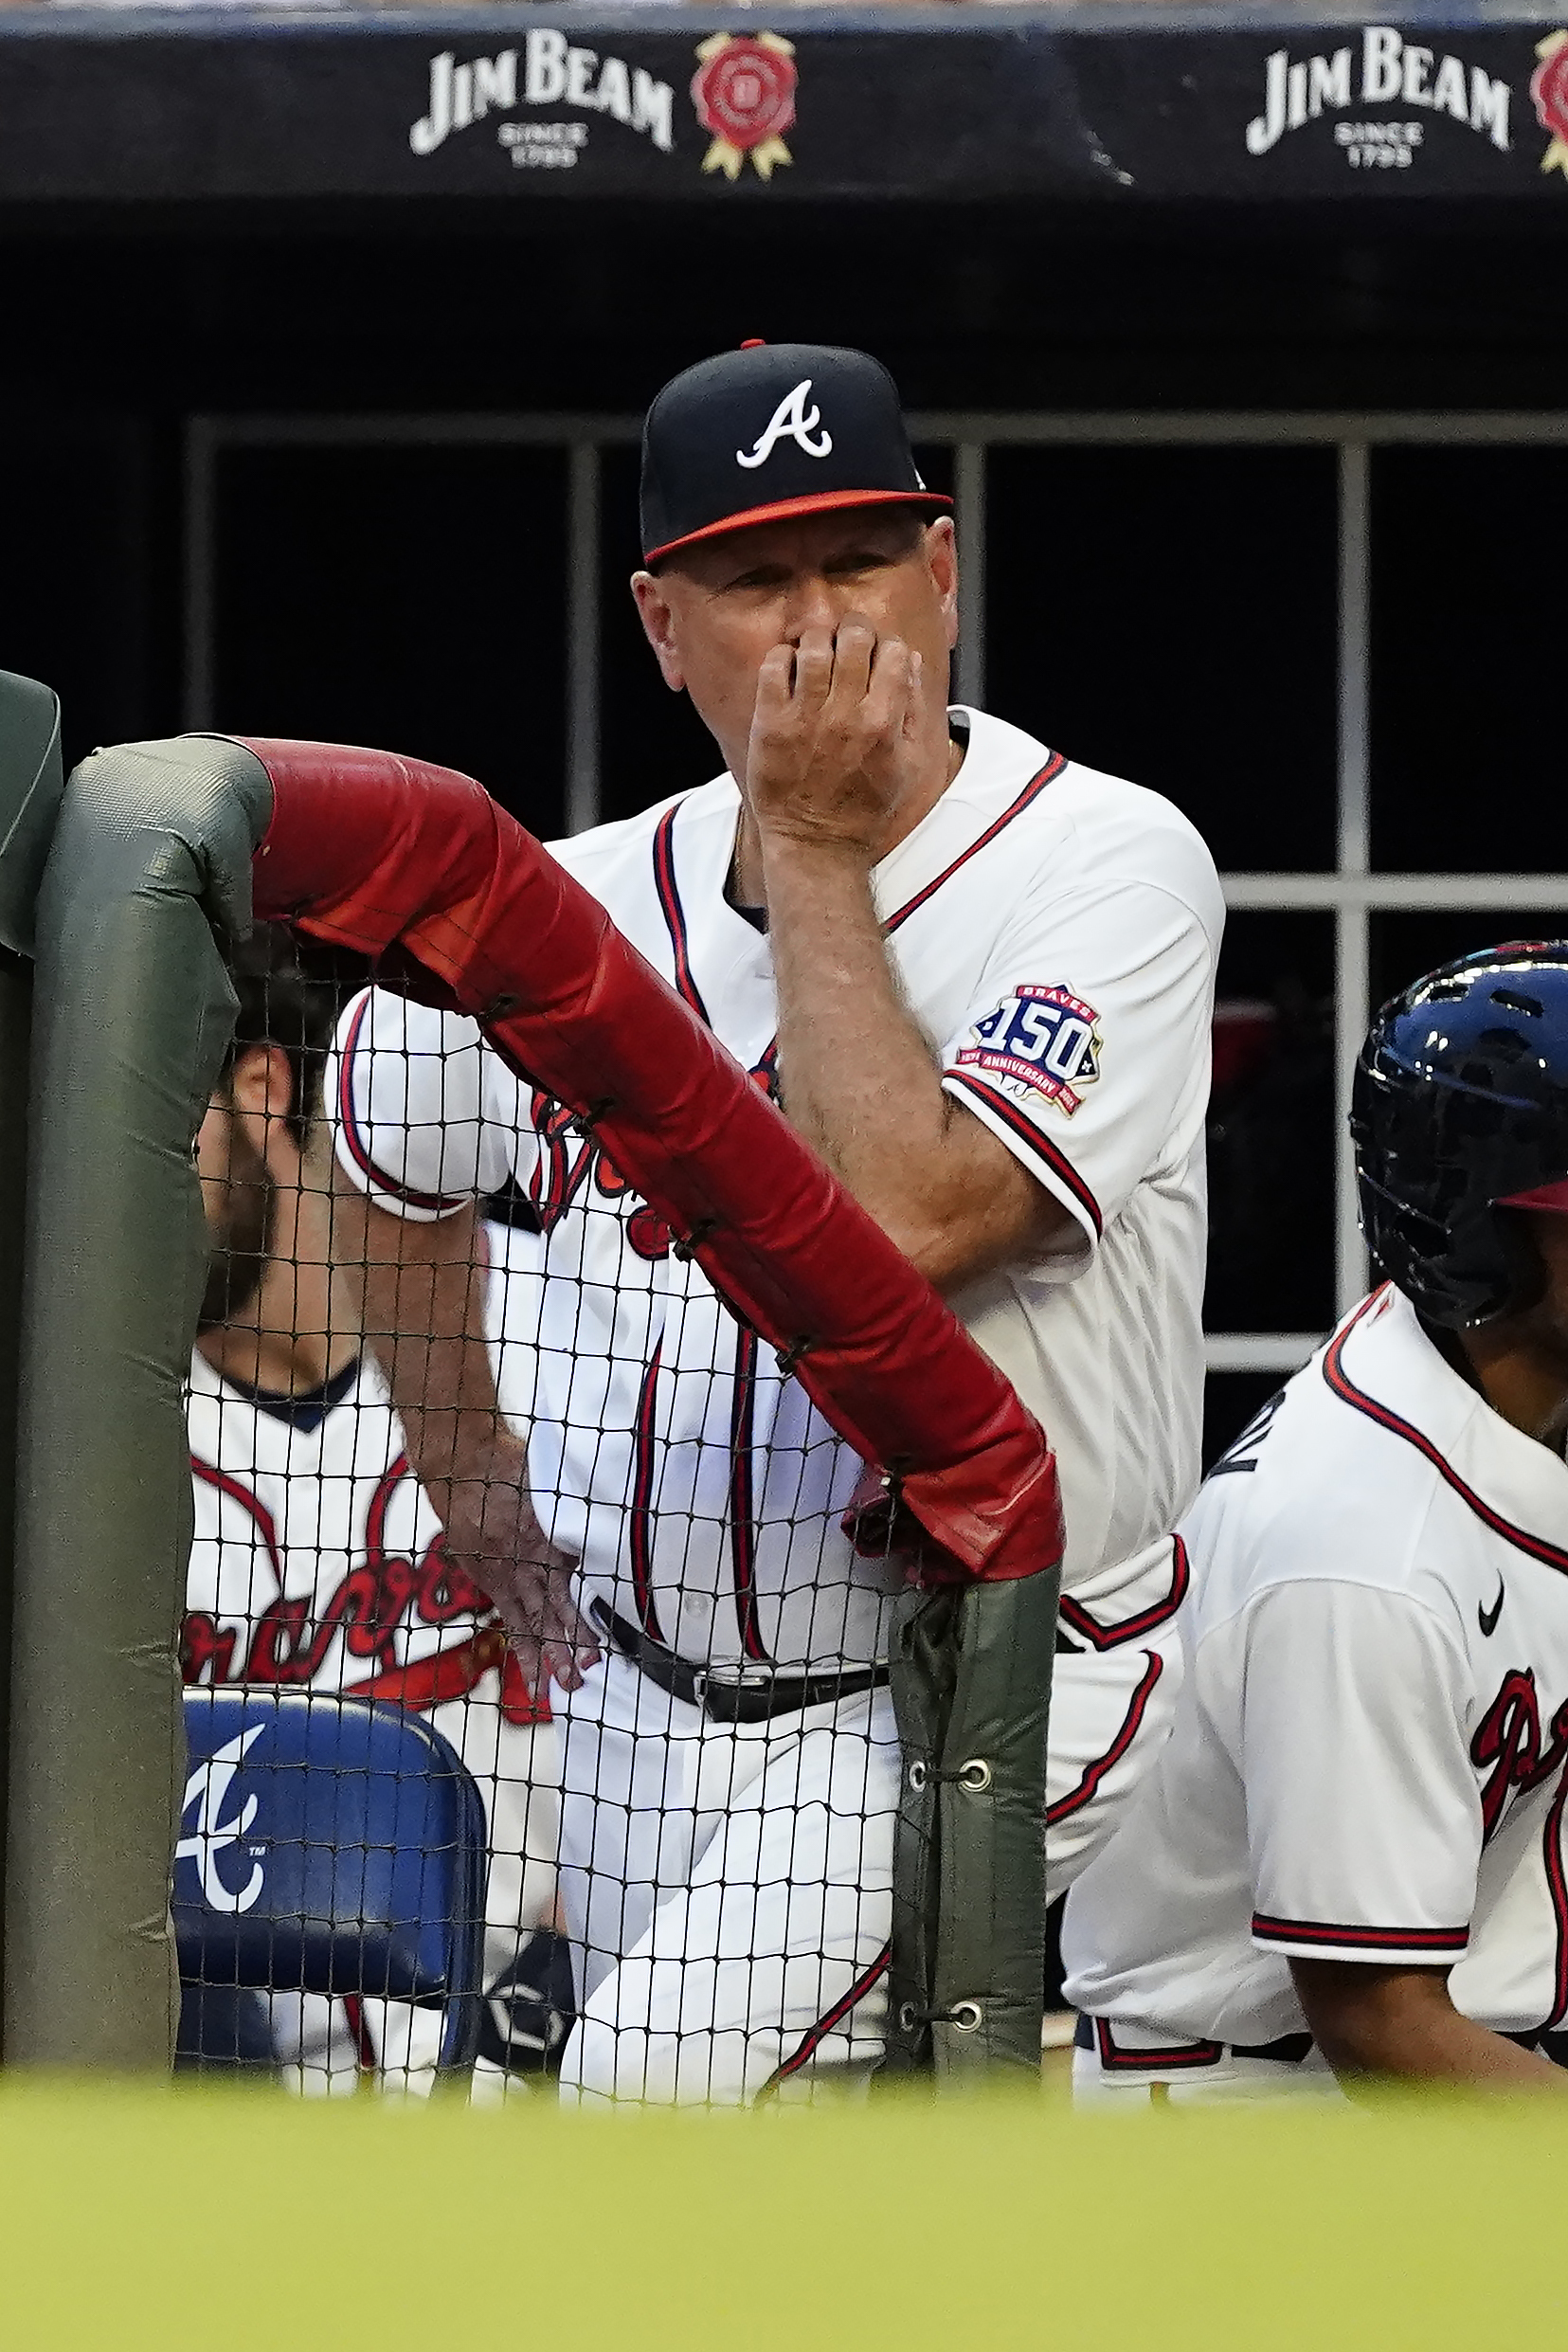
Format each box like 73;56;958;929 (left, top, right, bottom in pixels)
1064;1282;1568;2093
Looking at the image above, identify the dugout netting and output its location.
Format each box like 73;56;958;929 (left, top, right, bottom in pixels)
0;702;1062;2098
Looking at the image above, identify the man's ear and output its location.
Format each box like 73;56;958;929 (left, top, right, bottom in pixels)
631;570;687;693
925;517;960;653
228;1041;293;1127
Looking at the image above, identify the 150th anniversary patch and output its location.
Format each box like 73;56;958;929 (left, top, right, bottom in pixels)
954;986;1102;1117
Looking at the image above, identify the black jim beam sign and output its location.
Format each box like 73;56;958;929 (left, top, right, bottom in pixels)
0;12;1565;205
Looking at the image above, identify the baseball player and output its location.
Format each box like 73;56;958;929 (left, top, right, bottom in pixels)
185;928;568;2090
330;340;1223;2103
1064;944;1568;2103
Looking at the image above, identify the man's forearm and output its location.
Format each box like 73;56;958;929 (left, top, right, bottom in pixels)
762;839;946;1207
1291;1960;1567;2093
759;836;1065;1287
330;1177;502;1502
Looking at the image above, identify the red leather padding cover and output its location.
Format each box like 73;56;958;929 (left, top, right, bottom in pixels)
243;738;1063;1583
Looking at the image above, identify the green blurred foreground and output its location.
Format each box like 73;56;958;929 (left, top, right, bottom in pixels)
7;2076;1563;2345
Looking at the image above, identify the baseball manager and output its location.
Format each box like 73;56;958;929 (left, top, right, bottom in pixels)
331;341;1223;2099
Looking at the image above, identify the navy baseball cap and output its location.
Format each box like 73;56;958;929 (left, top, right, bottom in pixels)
640;341;951;567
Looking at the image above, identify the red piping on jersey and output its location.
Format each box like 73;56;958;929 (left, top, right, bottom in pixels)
652;815;783;1655
628;1343;668;1647
728;1325;771;1664
652;802;712;1024
1092;2017;1222;2072
943;1073;1103;1241
756;1939;892;2100
882;755;1067;935
1324;1289;1568;1580
1543;1766;1568;2027
1251;1912;1469;1954
340;1993;378;2072
190;1455;283;1583
336;992;473;1217
244;736;1064;1585
1058;1537;1189;1653
1046;1650;1164;1826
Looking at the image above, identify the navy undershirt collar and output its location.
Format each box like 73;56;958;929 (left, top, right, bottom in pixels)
218;1353;361;1434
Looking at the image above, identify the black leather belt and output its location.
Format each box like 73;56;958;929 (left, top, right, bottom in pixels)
1074;2015;1315;2065
590;1601;889;1726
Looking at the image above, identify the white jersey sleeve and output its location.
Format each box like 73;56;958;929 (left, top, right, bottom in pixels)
1240;1581;1480;1966
940;877;1213;1257
329;986;528;1221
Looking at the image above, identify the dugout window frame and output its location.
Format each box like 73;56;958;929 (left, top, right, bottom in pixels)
181;407;1568;1381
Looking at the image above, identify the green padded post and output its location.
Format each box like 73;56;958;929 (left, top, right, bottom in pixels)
0;669;65;962
0;672;64;2057
884;1565;1060;2083
6;735;272;2069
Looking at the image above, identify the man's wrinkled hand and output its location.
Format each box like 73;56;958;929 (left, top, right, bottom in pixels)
746;614;925;861
431;1434;599;1696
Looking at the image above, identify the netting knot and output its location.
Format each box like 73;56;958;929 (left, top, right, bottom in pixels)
774;1335;815;1377
671;1218;719;1262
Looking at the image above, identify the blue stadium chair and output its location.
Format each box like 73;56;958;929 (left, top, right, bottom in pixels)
174;1690;489;2077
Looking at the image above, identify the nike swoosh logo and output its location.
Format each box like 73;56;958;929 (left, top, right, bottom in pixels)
1479;1581;1505;1638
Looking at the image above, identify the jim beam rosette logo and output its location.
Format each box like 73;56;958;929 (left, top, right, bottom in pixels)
1533;30;1568;176
691;32;797;181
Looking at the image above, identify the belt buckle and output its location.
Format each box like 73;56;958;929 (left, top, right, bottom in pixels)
692;1661;777;1712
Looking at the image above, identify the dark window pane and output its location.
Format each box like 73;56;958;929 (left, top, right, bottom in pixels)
598;443;722;828
1203;1372;1288;1473
1206;911;1335;1334
214;447;568;837
985;448;1339;872
0;419;169;769
1371;908;1568;1019
1371;449;1568;874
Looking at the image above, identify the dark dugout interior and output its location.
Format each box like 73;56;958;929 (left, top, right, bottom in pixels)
3;197;1565;1456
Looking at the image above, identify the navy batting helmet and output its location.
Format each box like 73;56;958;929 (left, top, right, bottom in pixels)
1352;944;1568;1330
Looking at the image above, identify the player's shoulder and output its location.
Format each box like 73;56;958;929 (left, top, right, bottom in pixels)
1186;1288;1488;1617
957;708;1223;932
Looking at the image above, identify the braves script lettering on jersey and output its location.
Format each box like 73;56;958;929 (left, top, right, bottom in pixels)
1064;1283;1568;2104
185;1221;560;2089
332;706;1222;2098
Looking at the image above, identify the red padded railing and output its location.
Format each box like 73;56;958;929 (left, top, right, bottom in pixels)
243;738;1063;1584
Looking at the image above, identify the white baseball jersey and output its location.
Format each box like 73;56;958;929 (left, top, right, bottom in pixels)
186;1222;549;1735
1063;1282;1568;2070
184;1221;561;2089
330;706;1223;1675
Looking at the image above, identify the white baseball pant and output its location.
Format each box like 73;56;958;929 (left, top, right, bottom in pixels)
551;1624;1178;2105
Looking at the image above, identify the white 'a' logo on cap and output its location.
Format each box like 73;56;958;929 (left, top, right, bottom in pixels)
736;379;834;470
